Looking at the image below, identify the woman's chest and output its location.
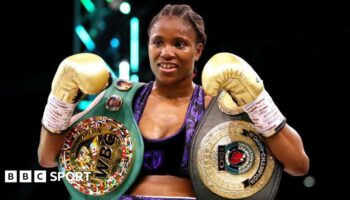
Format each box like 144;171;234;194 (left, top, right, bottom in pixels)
139;98;190;139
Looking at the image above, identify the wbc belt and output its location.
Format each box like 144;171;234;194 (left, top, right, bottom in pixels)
190;91;282;200
58;79;144;200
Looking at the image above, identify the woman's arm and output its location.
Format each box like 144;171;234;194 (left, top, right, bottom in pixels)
37;127;66;168
265;124;309;176
201;52;310;176
37;91;106;168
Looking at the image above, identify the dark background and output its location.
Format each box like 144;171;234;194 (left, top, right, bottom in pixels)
1;0;348;199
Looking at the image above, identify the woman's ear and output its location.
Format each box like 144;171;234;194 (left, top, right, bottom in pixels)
194;43;204;61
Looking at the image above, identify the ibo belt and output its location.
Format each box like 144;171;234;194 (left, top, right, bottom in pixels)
190;91;282;200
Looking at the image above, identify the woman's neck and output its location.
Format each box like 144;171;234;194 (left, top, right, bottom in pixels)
153;80;195;99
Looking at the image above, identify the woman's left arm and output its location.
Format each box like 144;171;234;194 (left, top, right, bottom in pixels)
265;124;309;176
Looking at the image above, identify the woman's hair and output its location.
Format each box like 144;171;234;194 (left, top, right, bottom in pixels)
147;4;207;45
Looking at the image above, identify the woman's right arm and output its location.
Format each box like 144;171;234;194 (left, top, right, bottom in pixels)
37;91;106;168
37;127;66;168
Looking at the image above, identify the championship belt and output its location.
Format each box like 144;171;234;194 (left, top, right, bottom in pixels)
190;91;282;200
58;79;144;200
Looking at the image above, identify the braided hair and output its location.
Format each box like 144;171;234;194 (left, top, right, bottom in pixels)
147;4;207;46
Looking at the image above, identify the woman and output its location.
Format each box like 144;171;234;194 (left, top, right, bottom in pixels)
38;4;309;199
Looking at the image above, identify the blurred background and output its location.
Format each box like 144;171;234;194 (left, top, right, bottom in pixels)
1;0;348;199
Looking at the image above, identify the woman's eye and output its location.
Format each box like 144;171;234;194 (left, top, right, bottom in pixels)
175;41;185;48
152;40;162;47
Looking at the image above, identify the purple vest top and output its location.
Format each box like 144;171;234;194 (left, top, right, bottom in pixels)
133;82;205;176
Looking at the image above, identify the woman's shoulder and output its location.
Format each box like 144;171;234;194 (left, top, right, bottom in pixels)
195;83;212;109
204;94;212;109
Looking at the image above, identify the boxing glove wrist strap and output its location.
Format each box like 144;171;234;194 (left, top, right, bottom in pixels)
42;93;77;134
243;90;286;138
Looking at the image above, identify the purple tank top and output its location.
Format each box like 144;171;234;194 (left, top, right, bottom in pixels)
133;82;205;176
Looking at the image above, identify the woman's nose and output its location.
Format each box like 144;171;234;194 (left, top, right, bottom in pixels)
160;44;175;59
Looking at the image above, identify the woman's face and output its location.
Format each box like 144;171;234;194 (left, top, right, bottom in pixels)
148;16;203;86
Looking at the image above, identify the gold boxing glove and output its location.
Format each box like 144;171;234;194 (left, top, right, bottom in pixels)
42;53;110;134
202;52;286;137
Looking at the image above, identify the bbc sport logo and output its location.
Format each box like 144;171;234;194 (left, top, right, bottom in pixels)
4;170;91;183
